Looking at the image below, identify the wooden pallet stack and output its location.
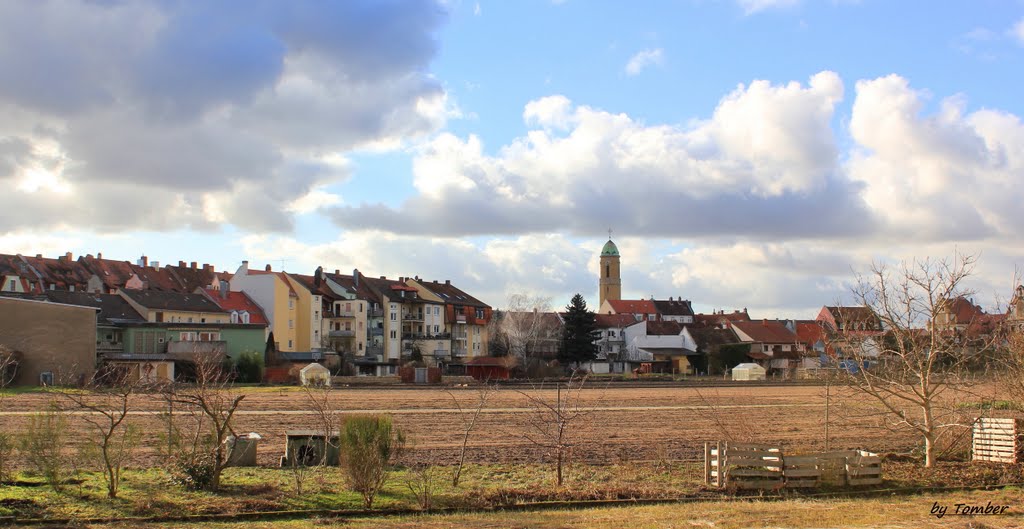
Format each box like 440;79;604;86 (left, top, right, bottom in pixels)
972;417;1021;464
704;442;882;490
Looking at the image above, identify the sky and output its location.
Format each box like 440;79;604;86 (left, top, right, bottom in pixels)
2;0;1024;317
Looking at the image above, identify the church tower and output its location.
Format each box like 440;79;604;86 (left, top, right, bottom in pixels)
599;237;621;308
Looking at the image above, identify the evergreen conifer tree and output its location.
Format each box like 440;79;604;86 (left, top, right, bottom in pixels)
557;294;600;366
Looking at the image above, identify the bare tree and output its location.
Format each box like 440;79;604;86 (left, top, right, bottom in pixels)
831;254;995;467
292;382;343;494
58;368;141;498
165;354;245;491
497;293;554;359
446;382;496;487
517;373;590;486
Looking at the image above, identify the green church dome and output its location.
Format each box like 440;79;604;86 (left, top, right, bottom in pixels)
601;239;620;257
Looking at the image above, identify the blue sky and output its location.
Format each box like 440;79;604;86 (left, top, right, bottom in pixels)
2;0;1024;317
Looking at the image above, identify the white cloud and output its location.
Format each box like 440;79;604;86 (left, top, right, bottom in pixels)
624;48;664;76
737;0;800;15
332;71;854;237
286;187;344;214
1013;18;1024;44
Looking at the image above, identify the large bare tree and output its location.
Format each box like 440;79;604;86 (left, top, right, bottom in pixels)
517;373;591;486
493;293;555;359
831;254;995;467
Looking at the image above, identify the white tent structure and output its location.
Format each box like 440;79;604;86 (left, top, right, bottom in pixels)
732;363;766;381
299;363;331;386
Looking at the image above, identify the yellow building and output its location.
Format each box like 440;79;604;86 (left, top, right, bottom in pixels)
413;279;492;361
230;262;298;352
118;289;230;324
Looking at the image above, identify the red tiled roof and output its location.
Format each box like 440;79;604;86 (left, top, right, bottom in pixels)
18;254;91;290
594;313;637;328
202;288;268;324
732;320;800;344
795;322;824;346
940;296;985;325
605;299;657;315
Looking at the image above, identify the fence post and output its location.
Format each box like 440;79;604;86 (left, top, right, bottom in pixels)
704;442;711;486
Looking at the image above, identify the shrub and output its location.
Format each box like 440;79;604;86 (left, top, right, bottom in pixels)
0;432;12;483
19;407;72;491
235;351;264;384
339;415;405;508
168;452;217;491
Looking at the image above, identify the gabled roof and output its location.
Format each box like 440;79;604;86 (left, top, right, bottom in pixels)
418;279;489;308
120;289;227;313
201;288;269;325
653;299;694;316
79;255;136;290
42;291;145;325
938;296;985;325
325;271;380;304
644;320;685;336
594;313;637;328
695;309;751;326
165;263;221;292
288;273;338;299
823;306;880;324
686;326;739;350
732;320;800;344
606;299;657;315
18;254;91;290
795;322;825;346
362;275;428;303
244;269;298;297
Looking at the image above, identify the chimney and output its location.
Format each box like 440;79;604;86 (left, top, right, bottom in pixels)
334;269;340;275
380;276;386;280
151;261;160;269
669;296;673;301
241;260;249;270
36;254;42;258
220;280;229;299
203;264;211;271
445;280;450;285
353;269;360;287
265;264;272;272
65;252;73;261
97;252;102;259
762;319;768;326
191;262;197;269
179;261;186;267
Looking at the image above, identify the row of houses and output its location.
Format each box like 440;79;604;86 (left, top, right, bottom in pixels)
0;252;493;384
499;294;1019;378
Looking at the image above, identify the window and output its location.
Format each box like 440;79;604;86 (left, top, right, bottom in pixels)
390;330;397;339
289;319;294;329
198;332;220;341
288;339;293;348
358;321;363;330
359;302;364;312
391;312;397;321
647;314;655;321
605;264;609;278
435;306;440;315
230;311;239;323
346;302;352;312
359;342;363;351
289;299;294;309
434;325;439;333
187;317;194;323
180;332;196;341
241;311;250;324
476;308;484;319
345;321;352;331
200;318;206;323
315;310;319;319
7;280;14;291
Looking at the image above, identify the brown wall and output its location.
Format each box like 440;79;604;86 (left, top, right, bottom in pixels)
0;297;97;386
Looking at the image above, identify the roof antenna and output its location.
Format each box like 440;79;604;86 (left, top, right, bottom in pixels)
608;228;613;240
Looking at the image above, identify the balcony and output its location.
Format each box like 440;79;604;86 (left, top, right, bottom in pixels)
432;349;449;358
365;345;384;357
167;340;227;359
368;308;384;318
403;332;452;341
369;327;384;336
455;314;467;323
331;310;356;319
452;347;468;357
403;312;424;322
329;329;356;338
454;332;468;341
97;341;124;354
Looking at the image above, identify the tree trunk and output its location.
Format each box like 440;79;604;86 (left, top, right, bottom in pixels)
556;448;563;486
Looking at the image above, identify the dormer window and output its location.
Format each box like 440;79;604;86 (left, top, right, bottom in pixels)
231;311;239;323
241;311;250;324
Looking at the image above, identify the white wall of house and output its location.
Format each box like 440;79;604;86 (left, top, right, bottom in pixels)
230;267;276;330
2;275;26;293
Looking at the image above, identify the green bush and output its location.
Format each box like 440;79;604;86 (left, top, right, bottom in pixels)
234;351;264;384
339;415;406;508
19;407;72;490
168;452;217;491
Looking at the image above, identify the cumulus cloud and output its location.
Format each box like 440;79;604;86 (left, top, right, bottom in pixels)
1014;18;1024;44
624;48;664;76
329;71;864;238
0;1;448;234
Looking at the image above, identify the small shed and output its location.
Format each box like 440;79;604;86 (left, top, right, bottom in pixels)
732;362;766;381
225;432;261;467
466;356;518;381
281;430;341;467
299;363;331;386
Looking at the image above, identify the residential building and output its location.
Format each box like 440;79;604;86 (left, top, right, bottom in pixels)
17;252;92;292
230;261;299;352
321;269;374;358
731;319;807;375
593;313;635;359
282;273;324;352
695;309;751;329
0;296;97;385
413;278;492;363
599;298;659;322
621;320;701;374
652;297;695;323
815;306;883;334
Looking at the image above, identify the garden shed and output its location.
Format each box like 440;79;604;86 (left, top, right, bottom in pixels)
732;362;766;381
281;430;341;467
299;362;331;386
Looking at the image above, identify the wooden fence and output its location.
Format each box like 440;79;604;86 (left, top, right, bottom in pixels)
705;442;882;490
972;418;1022;464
